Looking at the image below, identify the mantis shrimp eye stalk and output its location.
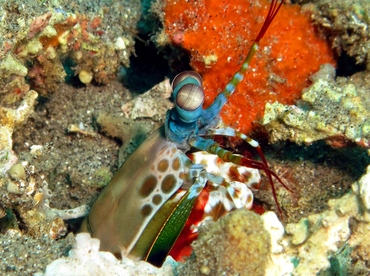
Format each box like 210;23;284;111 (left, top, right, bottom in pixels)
176;84;204;111
171;70;203;89
172;71;205;123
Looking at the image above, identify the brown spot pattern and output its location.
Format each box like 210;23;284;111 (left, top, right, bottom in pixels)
172;157;181;171
139;175;157;198
161;174;177;194
157;159;169;173
152;194;162;205
141;204;153;217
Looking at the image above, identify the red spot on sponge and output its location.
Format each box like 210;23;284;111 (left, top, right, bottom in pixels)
164;0;336;134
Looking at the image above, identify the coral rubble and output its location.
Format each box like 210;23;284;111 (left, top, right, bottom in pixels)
283;165;370;275
121;78;173;121
1;0;369;274
302;0;370;68
0;1;141;260
0;90;38;150
262;64;370;147
38;164;370;275
177;165;370;275
0;89;38;188
0;0;140;93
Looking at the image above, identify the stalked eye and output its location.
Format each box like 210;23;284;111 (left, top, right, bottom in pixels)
176;84;204;111
171;71;202;89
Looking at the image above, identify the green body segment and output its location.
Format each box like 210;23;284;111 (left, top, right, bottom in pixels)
129;191;185;262
146;182;203;265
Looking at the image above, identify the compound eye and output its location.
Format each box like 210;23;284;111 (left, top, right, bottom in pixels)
171;71;202;90
176;84;204;111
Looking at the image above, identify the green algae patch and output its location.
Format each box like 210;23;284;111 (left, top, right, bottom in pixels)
92;166;113;188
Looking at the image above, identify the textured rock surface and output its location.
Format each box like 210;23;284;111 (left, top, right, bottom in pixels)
179;209;270;276
302;0;370;68
262;64;370;148
0;0;140;93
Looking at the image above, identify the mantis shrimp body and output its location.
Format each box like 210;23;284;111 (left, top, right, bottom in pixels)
80;0;289;266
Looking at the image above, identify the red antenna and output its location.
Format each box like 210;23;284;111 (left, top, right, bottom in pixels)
256;0;284;43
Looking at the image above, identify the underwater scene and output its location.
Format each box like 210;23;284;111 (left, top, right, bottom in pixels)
0;0;369;275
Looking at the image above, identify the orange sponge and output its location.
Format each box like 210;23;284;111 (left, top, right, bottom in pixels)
164;0;336;134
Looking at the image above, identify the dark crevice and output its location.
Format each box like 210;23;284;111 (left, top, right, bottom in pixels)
62;57;86;88
123;37;172;94
13;208;28;232
336;53;366;77
123;0;191;94
266;140;369;180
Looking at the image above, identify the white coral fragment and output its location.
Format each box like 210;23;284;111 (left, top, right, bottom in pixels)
357;165;370;210
0;90;38;152
43;233;175;276
0;54;28;77
262;211;294;275
121;79;173;121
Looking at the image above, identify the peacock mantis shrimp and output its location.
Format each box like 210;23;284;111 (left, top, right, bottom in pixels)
80;0;291;267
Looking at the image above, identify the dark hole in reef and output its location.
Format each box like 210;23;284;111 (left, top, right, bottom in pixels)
123;0;191;94
62;57;85;88
123;36;172;94
122;34;193;95
0;209;18;234
122;0;170;94
13;208;28;233
66;216;85;234
336;53;366;77
34;95;50;116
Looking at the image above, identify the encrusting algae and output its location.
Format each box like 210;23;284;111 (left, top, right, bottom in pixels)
301;0;370;68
